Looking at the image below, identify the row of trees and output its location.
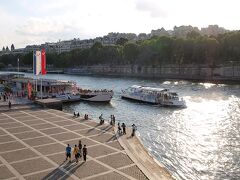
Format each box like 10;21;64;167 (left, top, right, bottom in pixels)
2;44;15;52
1;31;240;69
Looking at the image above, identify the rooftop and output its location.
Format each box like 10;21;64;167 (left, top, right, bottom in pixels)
12;77;73;86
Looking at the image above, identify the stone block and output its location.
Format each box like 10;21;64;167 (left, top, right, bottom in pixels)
98;152;133;169
11;157;54;175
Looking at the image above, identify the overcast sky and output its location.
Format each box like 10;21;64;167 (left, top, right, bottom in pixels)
0;0;239;49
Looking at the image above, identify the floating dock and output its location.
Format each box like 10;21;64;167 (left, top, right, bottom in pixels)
35;97;81;111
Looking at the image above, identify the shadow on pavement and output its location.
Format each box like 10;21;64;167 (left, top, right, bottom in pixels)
42;161;85;180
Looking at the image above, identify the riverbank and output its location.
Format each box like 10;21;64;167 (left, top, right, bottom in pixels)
115;127;173;180
64;64;240;83
2;63;240;83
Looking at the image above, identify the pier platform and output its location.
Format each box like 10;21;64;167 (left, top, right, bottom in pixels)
35;98;82;111
35;99;63;110
0;109;173;180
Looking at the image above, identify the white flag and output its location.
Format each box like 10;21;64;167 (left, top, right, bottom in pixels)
35;50;42;75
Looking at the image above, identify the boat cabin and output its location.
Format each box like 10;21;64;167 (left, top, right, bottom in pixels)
11;77;73;98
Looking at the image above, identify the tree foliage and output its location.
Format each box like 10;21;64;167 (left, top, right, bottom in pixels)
1;31;240;68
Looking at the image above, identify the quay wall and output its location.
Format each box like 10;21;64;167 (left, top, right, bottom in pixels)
65;64;240;82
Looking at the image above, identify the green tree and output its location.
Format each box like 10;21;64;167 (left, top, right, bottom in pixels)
186;31;201;39
116;38;128;46
123;43;139;64
11;44;15;51
4;84;12;93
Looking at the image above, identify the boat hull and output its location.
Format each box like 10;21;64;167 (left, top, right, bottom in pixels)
121;95;157;104
121;94;186;107
80;93;113;102
55;94;81;102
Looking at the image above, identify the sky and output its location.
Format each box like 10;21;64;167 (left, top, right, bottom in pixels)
0;0;239;49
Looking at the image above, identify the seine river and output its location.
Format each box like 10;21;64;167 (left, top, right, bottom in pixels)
24;73;240;180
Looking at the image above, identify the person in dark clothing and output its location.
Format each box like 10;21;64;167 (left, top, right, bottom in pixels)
121;123;126;135
112;115;115;125
83;145;87;161
110;115;113;125
8;101;11;109
118;122;122;134
78;140;82;158
77;112;80;117
131;124;137;137
99;114;104;125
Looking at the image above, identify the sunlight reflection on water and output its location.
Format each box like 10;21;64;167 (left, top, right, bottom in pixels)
20;72;240;180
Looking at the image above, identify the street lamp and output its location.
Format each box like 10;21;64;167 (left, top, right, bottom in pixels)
230;61;234;78
17;58;19;77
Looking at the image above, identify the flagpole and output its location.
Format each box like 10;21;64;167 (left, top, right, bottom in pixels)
33;51;35;92
41;75;42;99
36;78;38;97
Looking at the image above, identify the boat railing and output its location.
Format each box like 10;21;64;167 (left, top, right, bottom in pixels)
79;89;113;93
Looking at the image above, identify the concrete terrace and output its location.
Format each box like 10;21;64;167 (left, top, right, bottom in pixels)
0;108;173;180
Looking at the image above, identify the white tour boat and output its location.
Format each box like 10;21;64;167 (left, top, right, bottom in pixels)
79;89;113;102
121;85;186;107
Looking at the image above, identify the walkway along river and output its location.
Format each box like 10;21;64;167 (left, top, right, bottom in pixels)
21;72;240;179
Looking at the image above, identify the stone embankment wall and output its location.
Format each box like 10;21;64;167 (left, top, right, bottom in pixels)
66;64;240;82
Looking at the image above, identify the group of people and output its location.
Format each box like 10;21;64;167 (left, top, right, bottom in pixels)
0;92;12;109
73;112;80;117
0;92;12;101
117;122;126;134
84;114;89;120
118;122;137;137
99;114;116;125
73;112;89;120
98;113;137;137
65;140;88;163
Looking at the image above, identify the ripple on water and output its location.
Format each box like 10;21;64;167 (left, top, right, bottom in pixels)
18;72;240;180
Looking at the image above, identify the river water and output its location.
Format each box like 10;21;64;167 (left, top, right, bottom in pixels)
22;73;240;179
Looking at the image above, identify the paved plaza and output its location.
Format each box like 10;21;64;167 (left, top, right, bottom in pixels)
0;109;149;180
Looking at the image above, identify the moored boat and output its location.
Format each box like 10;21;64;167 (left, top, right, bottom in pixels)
78;89;113;102
121;85;186;107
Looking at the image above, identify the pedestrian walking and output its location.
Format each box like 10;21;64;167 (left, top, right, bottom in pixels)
73;145;79;163
112;115;115;125
83;145;87;162
8;101;11;109
131;124;137;137
78;140;82;158
110;115;113;125
118;122;122;134
65;144;72;162
99;114;104;125
121;123;126;135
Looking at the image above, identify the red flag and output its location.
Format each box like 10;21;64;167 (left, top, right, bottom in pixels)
41;48;47;75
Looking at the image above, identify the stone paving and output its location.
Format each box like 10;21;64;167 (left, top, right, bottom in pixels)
0;109;148;180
